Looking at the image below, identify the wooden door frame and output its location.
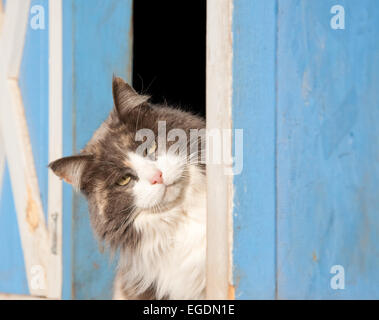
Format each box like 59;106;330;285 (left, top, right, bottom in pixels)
0;0;63;299
206;0;234;300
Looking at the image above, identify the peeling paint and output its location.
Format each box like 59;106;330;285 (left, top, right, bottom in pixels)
228;284;235;300
312;251;318;262
26;186;39;231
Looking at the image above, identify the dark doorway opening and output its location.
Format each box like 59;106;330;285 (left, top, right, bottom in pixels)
132;0;206;117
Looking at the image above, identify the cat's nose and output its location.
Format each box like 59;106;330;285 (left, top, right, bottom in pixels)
150;170;163;185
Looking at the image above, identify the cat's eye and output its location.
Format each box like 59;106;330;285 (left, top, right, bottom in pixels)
116;176;131;186
147;141;157;155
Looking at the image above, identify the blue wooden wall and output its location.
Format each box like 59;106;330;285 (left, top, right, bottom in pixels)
0;0;133;299
62;0;133;299
232;0;277;299
233;0;379;299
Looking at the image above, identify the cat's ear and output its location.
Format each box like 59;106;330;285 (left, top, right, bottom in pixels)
49;154;92;190
112;76;150;121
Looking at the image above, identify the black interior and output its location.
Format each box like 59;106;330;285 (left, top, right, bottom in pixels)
132;0;206;117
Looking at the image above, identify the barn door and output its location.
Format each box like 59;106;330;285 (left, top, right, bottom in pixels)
0;0;133;299
229;0;379;299
275;0;379;299
0;0;59;299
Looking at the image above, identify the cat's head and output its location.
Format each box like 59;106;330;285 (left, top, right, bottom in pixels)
49;77;205;248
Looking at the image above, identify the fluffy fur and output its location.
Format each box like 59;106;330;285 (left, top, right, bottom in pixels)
49;77;206;299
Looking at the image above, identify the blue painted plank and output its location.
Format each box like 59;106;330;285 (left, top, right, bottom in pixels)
0;164;29;295
63;0;133;299
277;0;379;299
19;0;49;219
232;0;277;299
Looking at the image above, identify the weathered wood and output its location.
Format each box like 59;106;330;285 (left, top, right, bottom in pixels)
276;0;379;299
231;0;277;299
206;0;234;300
62;0;133;299
47;0;63;299
0;0;133;299
0;0;59;298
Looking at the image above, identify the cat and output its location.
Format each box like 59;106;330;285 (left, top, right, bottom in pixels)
49;77;206;299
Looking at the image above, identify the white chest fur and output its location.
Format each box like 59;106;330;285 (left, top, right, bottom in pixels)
117;166;206;299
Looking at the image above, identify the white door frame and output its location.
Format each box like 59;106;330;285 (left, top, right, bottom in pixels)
206;0;234;300
0;0;63;299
